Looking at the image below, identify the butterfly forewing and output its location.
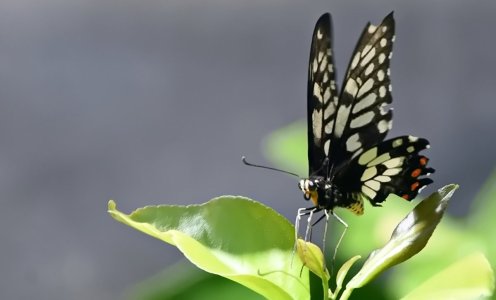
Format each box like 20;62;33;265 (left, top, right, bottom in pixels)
327;13;395;171
307;13;338;177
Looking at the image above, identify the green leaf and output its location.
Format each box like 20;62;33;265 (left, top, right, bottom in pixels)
468;169;496;233
108;197;311;300
387;214;484;298
345;184;458;290
129;261;264;300
467;168;496;269
333;255;361;300
401;252;495;300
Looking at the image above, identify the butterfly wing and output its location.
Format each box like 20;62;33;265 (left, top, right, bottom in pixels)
333;136;435;214
307;13;338;177
327;12;395;174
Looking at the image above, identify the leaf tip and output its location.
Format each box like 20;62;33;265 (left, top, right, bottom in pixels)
108;199;116;211
439;183;459;196
436;184;459;207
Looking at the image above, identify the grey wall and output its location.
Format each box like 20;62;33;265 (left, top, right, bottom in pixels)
0;0;494;299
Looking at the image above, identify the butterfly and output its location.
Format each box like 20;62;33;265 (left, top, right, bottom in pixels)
242;12;434;248
295;12;434;243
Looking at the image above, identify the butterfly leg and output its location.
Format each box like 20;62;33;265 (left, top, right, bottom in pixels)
321;209;330;268
292;206;318;268
331;211;348;268
304;208;316;242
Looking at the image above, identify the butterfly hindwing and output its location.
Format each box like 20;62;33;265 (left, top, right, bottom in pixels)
334;135;435;213
307;13;338;176
327;13;395;170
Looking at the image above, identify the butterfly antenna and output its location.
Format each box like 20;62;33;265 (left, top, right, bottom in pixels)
241;156;300;178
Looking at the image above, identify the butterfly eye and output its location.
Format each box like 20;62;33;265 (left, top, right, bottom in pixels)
307;180;317;191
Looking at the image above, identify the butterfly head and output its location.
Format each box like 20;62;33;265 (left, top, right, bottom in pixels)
298;177;324;207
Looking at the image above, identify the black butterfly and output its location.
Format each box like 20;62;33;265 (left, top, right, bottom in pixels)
297;12;434;228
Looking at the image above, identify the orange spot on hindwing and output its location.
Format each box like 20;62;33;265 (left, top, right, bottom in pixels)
411;168;421;177
402;194;410;200
411;181;420;191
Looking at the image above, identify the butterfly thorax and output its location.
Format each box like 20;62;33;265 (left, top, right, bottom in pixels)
298;177;343;210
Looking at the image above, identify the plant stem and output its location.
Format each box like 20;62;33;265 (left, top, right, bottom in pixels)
338;287;353;300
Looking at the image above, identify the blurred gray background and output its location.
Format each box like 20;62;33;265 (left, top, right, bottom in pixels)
0;0;494;299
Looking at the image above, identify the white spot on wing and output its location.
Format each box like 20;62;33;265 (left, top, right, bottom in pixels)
362;45;372;57
361;167;377;181
324;139;330;155
380;103;389;115
362;185;376;199
378;53;386;64
383;157;404;168
392;138;403;148
407;146;415;153
365;63;374;76
346;133;362;152
377;119;389;133
313;83;323;103
344;78;358;96
357;78;375;98
334;105;352;138
318;52;324;62
351;147;363;158
380;38;387;47
352;93;377;114
358;147;377;165
367;25;377;33
324;103;335;119
317;29;323;39
384;168;402;176
368;152;391;166
377;70;385;81
325;119;334;134
408;136;419;142
365;180;381;191
320;56;327;71
360;47;376;67
351;52;360;70
375;175;391;182
323;88;331;103
379;86;387;98
350;111;375;129
312;109;322;139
